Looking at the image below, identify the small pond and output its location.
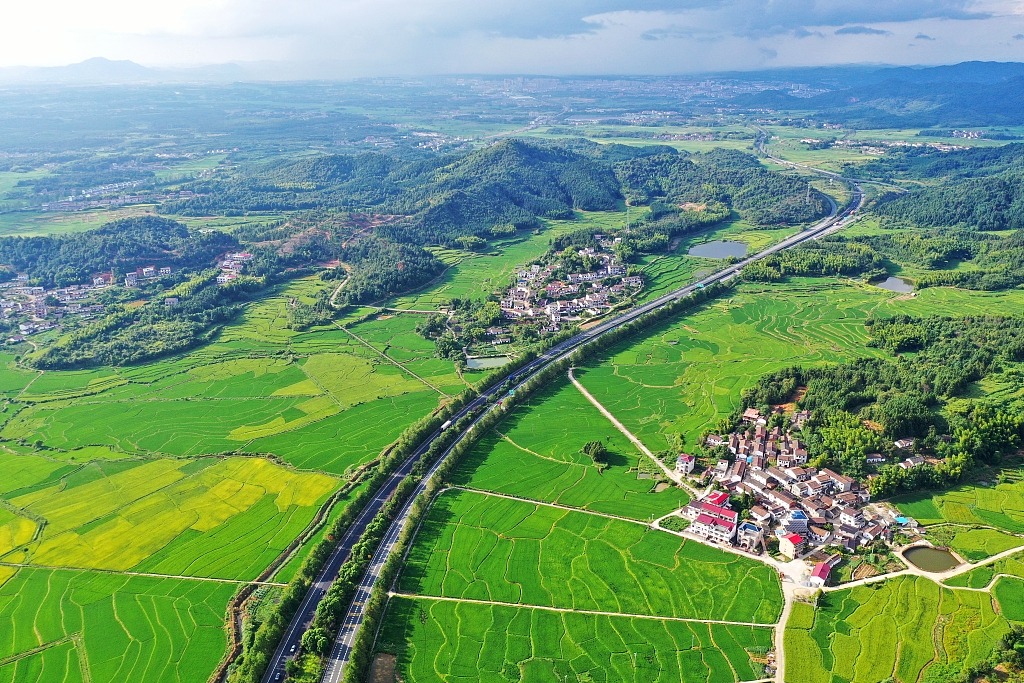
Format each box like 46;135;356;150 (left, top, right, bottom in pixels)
903;546;960;572
688;240;748;259
874;276;914;293
466;355;512;370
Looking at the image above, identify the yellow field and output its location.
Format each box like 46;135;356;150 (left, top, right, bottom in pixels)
7;455;338;571
0;509;36;556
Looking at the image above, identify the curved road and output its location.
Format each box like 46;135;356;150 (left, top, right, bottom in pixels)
262;177;864;683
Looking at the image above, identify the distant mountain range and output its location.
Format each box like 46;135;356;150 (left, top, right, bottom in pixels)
726;61;1024;127
0;57;249;85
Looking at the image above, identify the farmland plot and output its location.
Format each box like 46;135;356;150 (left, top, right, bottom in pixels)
398;489;783;624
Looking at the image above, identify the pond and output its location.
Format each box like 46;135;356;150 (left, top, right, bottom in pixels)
903;546;960;572
688;240;748;259
466;355;512;370
874;276;914;293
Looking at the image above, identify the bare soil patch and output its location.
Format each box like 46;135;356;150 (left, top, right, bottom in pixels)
369;653;397;683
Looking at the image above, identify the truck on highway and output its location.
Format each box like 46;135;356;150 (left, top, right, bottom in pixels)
440;420;452;431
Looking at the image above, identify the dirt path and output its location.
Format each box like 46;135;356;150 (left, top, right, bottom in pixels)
823;542;1024;592
567;367;699;496
387;591;778;628
334;322;449;396
328;264;350;308
0;561;287;586
448;485;650;527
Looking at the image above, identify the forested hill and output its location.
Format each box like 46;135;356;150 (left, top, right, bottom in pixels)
876;173;1024;231
163;140;829;243
165;139;624;240
0;216;238;287
615;148;830;225
849;142;1024;183
866;144;1024;230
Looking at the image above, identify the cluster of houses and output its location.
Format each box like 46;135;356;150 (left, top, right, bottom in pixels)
498;240;643;332
124;265;172;287
1;275;110;341
216;252;253;284
670;408;913;574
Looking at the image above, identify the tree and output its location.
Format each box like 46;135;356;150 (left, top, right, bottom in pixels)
301;627;330;656
581;440;609;471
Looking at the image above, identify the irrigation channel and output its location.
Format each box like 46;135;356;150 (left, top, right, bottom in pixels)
260;178;865;683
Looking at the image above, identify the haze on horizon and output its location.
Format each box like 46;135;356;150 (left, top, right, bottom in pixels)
5;0;1024;78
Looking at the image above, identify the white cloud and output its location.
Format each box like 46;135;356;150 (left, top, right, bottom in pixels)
1;0;1024;75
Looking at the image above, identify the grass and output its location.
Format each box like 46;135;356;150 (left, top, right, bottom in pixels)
0;567;234;683
0;206;161;238
398;488;782;624
784;575;1010;683
895;467;1024;534
1;453;337;579
377;595;772;683
452;378;689;521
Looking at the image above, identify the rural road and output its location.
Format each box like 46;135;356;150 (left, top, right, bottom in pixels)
568;366;698;495
304;179;866;682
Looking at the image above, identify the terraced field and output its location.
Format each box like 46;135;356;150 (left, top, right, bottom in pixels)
0;276;463;682
784;576;1011;683
0;568;234;683
451;379;689;520
945;549;1024;589
399;489;782;624
896;468;1024;534
379;595;773;683
927;526;1024;562
576;279;1024;450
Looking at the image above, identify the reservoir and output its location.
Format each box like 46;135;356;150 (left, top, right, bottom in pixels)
688;240;748;259
466;355;512;370
903;546;960;572
874;276;914;293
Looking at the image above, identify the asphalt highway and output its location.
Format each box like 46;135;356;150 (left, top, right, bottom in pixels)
262;178;864;683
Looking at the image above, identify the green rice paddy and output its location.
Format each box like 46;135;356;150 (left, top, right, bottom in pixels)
398;489;782;624
0;568;234;683
785;576;1010;683
575;279;1024;451
452;378;689;520
895;467;1024;534
379;595;773;683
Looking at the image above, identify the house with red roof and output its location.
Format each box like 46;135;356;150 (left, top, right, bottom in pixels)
691;513;737;544
809;561;831;586
779;532;804;559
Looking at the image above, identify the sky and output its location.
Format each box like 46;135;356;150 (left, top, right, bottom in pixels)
4;0;1024;76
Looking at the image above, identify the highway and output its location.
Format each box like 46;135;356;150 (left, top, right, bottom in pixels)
261;174;864;683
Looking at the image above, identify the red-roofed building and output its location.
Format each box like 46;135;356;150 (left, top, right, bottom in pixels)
810;561;831;586
691;513;737;544
779;532;804;559
700;502;739;524
682;500;739;525
705;491;730;507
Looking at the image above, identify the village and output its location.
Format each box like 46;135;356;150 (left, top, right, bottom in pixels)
496;235;643;339
664;406;928;588
1;250;253;344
